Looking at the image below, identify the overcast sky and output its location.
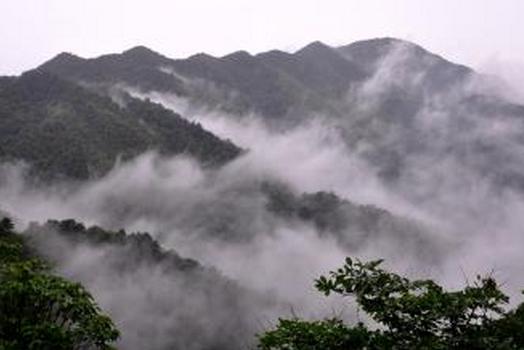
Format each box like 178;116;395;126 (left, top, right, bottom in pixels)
1;0;523;76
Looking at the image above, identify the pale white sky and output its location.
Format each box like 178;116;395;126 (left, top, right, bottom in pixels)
1;0;523;75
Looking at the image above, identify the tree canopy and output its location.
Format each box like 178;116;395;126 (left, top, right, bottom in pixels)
258;257;524;350
0;217;119;349
0;71;241;180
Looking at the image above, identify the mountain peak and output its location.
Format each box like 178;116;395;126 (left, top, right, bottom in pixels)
256;49;291;58
342;37;418;47
40;52;84;70
122;45;165;60
123;45;156;55
185;52;220;64
295;41;333;56
119;45;174;67
53;51;82;61
338;37;430;63
338;37;472;77
221;50;253;61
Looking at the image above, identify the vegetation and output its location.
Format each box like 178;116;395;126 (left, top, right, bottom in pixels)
262;183;441;261
0;217;119;349
25;219;275;350
39;40;524;193
258;257;524;350
28;218;200;272
0;70;241;180
38;39;477;123
38;47;186;95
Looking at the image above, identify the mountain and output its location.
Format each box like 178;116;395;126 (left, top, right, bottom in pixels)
39;41;370;120
39;46;185;93
258;41;366;97
5;37;524;349
332;40;524;193
26;219;276;350
13;38;524;194
0;70;241;180
338;37;472;88
38;38;475;120
261;183;445;263
40;38;524;193
36;39;475;110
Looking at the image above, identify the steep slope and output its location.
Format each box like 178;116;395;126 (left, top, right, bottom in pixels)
26;219;277;350
0;70;241;180
337;37;473;92
261;183;445;263
170;50;310;117
258;41;366;98
332;39;524;194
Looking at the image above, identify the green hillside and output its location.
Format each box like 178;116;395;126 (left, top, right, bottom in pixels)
0;70;241;180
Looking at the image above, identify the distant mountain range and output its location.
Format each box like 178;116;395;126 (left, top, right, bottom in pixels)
22;38;524;196
39;38;473;122
2;38;524;192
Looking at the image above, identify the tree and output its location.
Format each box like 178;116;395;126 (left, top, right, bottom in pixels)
0;217;14;232
258;258;524;350
0;217;119;349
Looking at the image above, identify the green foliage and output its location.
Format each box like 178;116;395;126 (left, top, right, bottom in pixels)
262;184;439;258
0;217;14;232
0;217;119;349
258;257;524;350
0;70;240;180
259;318;378;350
40;43;370;119
29;219;200;272
26;219;266;350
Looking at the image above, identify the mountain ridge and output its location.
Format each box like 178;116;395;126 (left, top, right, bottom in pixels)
0;69;241;180
38;38;479;121
33;38;524;193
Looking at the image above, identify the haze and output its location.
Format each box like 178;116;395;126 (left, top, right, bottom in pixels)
2;2;524;348
1;0;524;78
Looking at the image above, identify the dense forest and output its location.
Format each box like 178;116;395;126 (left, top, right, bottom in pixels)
259;258;524;349
22;219;279;350
38;39;472;122
0;70;240;180
38;38;524;193
0;217;119;349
